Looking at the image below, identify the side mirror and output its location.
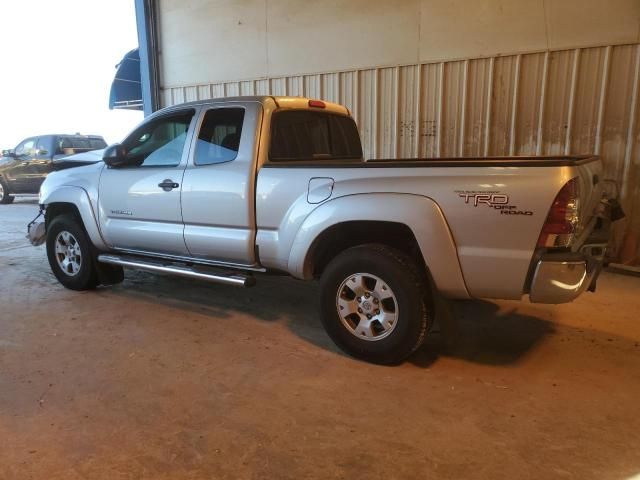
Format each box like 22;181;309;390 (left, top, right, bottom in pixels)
2;149;16;158
102;143;129;167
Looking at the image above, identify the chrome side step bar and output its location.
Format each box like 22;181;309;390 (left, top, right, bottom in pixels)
97;254;256;287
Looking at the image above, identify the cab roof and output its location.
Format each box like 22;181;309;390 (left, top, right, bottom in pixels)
156;96;351;117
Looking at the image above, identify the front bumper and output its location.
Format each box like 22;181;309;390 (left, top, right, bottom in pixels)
529;244;607;304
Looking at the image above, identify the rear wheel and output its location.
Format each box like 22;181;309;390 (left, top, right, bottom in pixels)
46;215;98;290
319;244;431;364
0;179;15;204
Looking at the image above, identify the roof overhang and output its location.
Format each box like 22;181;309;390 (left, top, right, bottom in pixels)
109;48;143;110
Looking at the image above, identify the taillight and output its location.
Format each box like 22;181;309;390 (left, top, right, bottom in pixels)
537;178;580;248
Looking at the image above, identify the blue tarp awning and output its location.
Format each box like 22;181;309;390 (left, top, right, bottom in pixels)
109;48;143;110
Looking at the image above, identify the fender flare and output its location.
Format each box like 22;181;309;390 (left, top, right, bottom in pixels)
43;186;108;250
287;193;469;298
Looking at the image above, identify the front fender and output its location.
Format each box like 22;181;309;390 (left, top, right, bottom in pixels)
42;186;107;250
288;193;470;299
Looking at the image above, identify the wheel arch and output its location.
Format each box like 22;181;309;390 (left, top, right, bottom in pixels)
288;193;470;299
43;186;107;250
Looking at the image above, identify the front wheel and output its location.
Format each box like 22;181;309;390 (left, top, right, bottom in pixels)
46;215;98;290
319;244;432;364
0;178;15;204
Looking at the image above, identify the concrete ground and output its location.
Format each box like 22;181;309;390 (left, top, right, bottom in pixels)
1;198;639;480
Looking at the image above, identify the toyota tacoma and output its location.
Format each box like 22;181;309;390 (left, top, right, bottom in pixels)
31;96;622;363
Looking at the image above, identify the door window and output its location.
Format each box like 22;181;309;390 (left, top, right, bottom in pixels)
35;137;51;157
14;138;36;159
123;110;194;167
194;108;245;166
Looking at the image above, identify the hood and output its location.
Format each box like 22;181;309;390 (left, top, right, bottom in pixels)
52;149;105;170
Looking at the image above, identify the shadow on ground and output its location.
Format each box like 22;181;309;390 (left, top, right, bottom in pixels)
106;269;554;367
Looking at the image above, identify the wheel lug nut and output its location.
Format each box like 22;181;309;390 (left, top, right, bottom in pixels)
366;314;372;319
373;298;379;304
376;309;380;314
365;292;370;298
358;308;363;313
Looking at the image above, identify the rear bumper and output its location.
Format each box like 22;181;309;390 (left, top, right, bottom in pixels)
529;244;606;304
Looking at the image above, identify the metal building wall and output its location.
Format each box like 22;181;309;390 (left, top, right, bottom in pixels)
161;43;640;232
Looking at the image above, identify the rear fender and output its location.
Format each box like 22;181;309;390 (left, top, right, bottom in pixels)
289;193;470;299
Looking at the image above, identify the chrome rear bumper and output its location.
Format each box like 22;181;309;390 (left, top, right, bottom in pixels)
529;244;607;304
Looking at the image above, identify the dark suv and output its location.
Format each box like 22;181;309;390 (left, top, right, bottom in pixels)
0;134;106;204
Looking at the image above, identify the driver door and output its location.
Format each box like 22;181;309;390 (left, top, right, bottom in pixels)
6;137;37;193
98;109;197;256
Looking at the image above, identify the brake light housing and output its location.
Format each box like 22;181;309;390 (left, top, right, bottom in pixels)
537;178;580;248
308;99;326;109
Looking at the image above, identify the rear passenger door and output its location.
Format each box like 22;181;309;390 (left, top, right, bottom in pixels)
180;102;261;266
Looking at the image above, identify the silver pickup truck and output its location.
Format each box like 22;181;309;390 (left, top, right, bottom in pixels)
34;96;621;364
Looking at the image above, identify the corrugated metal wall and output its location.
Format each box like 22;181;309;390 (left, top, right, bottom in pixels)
161;43;640;243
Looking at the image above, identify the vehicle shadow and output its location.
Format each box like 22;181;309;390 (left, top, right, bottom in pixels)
106;269;554;367
410;299;555;368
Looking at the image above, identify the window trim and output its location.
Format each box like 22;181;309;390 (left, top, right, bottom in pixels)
268;110;363;163
193;106;246;167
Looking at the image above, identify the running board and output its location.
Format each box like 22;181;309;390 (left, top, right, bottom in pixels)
97;254;256;287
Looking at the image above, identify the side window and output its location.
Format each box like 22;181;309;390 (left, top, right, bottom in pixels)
124;110;194;167
35;137;51;157
269;111;362;161
14;138;36;159
194;108;245;166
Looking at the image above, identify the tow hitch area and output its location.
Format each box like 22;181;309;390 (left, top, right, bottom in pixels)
26;209;46;246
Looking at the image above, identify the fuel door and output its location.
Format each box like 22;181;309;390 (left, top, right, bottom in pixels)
307;177;334;204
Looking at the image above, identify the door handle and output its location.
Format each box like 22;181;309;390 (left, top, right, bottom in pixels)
158;179;179;191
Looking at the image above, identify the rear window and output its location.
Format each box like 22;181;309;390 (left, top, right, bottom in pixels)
269;111;362;162
57;136;107;154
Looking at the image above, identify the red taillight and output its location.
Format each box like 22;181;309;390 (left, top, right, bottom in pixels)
308;100;326;108
537;178;580;248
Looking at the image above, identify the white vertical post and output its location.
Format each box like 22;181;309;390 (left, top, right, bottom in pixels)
564;49;581;155
536;51;550;155
484;57;494;156
509;55;522;156
594;46;611;155
459;59;469;156
414;65;423;158
437;62;444;157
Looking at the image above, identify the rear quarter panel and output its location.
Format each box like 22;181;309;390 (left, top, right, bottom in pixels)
256;163;577;300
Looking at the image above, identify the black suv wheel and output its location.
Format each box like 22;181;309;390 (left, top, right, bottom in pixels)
0;178;14;204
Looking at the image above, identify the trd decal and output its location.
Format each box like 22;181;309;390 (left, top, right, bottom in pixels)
455;191;533;216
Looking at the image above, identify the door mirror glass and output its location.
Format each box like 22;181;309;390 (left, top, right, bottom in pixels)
103;143;129;167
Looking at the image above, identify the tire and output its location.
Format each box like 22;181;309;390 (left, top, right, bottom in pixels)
319;244;431;364
46;214;98;290
0;178;15;204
